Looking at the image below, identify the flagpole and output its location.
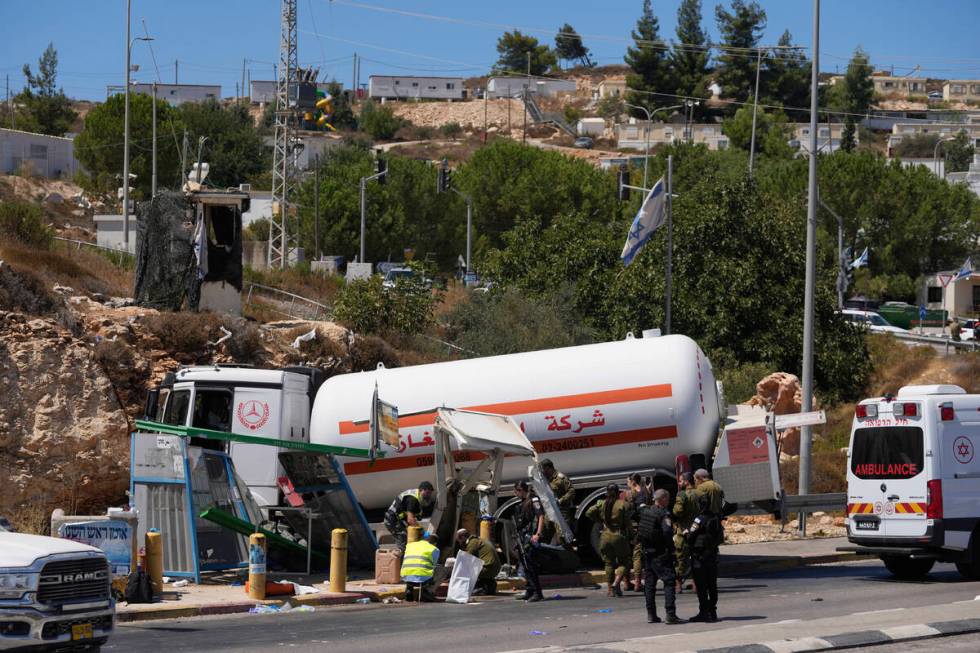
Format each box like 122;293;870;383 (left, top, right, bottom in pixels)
666;155;673;335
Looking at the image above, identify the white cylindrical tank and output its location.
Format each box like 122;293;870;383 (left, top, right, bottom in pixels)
311;334;721;511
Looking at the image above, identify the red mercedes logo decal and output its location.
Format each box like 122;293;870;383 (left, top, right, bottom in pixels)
237;400;270;431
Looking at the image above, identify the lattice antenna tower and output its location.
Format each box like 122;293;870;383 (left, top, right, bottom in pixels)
269;0;298;269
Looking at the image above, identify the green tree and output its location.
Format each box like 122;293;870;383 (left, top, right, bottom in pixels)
74;92;183;196
16;43;77;136
722;105;792;157
714;0;767;110
946;129;976;174
324;81;357;131
625;0;673;114
555;23;593;69
765;30;809;110
670;0;711;108
359;101;402;140
178;99;269;188
494;30;556;76
840;120;856;152
829;47;874;116
332;273;437;337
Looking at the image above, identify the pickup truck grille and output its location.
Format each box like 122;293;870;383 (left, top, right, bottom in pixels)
37;557;111;605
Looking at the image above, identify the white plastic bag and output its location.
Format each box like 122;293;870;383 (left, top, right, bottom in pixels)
446;551;484;604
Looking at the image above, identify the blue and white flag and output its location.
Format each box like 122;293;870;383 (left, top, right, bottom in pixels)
621;177;667;266
850;246;869;269
954;257;973;281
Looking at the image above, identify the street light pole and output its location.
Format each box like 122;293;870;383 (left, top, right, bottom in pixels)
123;0;132;251
359;177;366;263
151;82;157;198
748;47;763;177
799;0;821;536
934;137;953;179
313;153;320;261
624;103;682;190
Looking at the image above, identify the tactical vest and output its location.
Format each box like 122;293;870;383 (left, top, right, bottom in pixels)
389;489;421;521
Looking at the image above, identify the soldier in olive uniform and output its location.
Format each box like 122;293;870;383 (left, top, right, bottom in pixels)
455;528;501;596
627;473;652;591
638;489;685;624
585;484;632;597
540;459;575;543
672;472;698;593
688;468;724;622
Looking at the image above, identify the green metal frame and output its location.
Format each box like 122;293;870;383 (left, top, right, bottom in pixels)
135;419;378;459
199;507;329;566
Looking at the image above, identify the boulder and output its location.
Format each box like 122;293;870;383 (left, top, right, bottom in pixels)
749;372;803;455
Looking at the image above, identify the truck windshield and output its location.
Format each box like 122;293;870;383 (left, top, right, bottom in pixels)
162;389;190;426
851;426;924;479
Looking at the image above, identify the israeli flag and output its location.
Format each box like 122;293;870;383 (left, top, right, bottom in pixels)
954;257;973;281
621;177;667;266
850;247;869;270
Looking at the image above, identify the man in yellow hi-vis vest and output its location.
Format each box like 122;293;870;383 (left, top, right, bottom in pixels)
400;533;440;602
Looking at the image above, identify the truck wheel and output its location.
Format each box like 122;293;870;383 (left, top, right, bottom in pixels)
881;555;935;579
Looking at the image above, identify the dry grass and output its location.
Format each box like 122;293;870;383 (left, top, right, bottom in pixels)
142;311;224;357
244;266;342;306
780;450;847;494
1;241;132;298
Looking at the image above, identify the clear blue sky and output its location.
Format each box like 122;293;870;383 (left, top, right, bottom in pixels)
2;0;979;101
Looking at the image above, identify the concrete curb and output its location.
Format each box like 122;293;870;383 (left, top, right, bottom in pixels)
679;617;980;653
115;552;868;623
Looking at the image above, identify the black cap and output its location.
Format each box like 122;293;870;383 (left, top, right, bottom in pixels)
539;458;554;469
418;481;434;491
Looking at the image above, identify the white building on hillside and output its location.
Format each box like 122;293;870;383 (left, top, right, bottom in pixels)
368;76;464;101
0;128;78;179
486;76;576;98
109;83;221;105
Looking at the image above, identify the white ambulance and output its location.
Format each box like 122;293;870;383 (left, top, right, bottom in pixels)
842;385;980;579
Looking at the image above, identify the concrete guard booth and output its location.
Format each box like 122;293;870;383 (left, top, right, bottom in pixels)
189;189;249;316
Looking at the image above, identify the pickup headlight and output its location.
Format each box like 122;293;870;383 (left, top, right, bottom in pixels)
0;572;39;599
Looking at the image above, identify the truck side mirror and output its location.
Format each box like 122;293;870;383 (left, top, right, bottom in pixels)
144;388;160;421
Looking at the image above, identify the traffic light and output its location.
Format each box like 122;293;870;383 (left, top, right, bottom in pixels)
617;163;630;201
376;156;387;185
437;158;452;193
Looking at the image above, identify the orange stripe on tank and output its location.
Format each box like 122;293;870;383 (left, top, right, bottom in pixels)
338;383;673;435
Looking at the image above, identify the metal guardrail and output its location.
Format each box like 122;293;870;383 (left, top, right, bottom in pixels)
244;282;331;321
53;236;132;259
783;492;847;512
892;331;979;353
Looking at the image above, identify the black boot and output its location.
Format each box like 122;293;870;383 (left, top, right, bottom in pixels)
689;612;711;622
665;612;685;625
527;592;544;603
647;612;662;624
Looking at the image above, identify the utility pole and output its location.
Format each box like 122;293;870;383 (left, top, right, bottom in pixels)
151;82;157;197
522;51;530;145
313;153;320;261
241;57;246;105
351;53;357;102
6;74;11;129
483;86;488;143
174;59;178;84
666;155;673;335
799;0;821;536
181;129;189;185
269;0;298;269
123;0;132;251
359;176;366;263
748;47;763;177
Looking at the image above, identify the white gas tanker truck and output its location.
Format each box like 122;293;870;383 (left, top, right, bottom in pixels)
144;333;724;545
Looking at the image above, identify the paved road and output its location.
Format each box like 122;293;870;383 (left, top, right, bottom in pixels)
108;560;980;652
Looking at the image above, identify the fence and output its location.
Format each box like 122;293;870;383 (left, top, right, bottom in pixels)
244;282;331;321
53;236;133;267
893;331;979;353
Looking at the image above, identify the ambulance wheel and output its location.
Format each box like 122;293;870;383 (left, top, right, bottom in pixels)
956;536;980;579
881;555;935;579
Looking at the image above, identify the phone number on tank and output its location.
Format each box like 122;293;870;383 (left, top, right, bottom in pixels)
538;438;596;453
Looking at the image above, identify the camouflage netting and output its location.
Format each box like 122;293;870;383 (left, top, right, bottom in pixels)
133;192;199;311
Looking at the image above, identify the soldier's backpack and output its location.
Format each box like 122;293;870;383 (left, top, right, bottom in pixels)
637;505;667;550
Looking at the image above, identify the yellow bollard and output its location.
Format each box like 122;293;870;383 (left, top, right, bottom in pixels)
407;525;422;543
248;533;267;600
329;529;348;593
479;517;493;543
144;531;164;597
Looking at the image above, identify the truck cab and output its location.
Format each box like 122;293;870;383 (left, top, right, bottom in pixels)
145;365;322;506
844;384;980;579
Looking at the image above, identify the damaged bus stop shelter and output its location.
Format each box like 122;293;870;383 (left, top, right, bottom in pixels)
131;420;377;582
